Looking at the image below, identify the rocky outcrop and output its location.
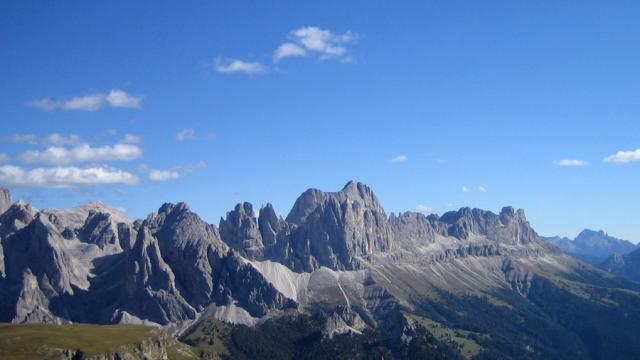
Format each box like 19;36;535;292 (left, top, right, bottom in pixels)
78;211;121;250
150;202;224;310
283;181;393;271
0;188;11;215
219;202;264;258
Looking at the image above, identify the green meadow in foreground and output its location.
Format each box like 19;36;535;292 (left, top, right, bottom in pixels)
0;323;197;360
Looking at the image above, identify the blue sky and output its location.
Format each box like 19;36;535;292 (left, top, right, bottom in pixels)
1;1;640;241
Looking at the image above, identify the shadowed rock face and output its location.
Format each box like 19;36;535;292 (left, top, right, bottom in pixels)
600;247;640;282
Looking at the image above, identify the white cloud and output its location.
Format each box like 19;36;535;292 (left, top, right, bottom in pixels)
106;89;142;108
603;148;640;163
0;133;84;146
45;133;84;146
0;153;9;163
553;159;589;166
149;169;181;182
148;161;206;182
29;89;142;111
416;204;434;214
0;134;38;144
283;27;356;61
0;165;139;188
19;143;142;165
391;155;408;163
214;57;266;74
462;186;471;193
176;129;195;141
121;134;141;144
478;186;488;193
273;43;307;62
28;98;58;111
62;94;105;111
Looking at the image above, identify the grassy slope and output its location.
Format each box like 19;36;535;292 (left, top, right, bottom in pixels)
0;323;197;360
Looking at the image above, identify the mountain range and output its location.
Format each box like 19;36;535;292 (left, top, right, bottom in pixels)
1;182;640;359
542;229;638;264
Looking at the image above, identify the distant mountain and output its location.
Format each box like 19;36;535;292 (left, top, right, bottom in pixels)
543;229;637;264
2;182;640;359
600;247;640;283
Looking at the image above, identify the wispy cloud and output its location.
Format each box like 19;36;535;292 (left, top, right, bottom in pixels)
0;153;9;163
478;186;488;193
176;129;195;141
19;143;142;165
391;155;408;163
416;204;434;214
603;148;640;164
121;134;141;144
214;57;266;74
148;161;207;182
0;165;139;188
273;43;306;62
275;27;357;62
462;186;471;193
0;133;84;146
29;89;142;111
29;98;58;111
553;159;589;166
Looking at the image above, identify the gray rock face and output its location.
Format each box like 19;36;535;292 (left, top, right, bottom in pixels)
0;187;11;215
439;206;538;244
78;211;121;250
258;203;289;248
4;214;77;297
283;181;393;271
219;202;264;258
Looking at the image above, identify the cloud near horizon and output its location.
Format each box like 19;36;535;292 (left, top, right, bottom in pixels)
19;143;143;165
148;161;207;182
0;165;139;188
29;89;142;111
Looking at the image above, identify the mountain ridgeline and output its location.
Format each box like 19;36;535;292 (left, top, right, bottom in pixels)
543;229;637;264
1;182;640;359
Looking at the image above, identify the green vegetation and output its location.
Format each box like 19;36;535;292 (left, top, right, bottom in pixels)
0;323;197;360
182;310;458;360
414;274;640;360
181;318;233;359
407;313;485;359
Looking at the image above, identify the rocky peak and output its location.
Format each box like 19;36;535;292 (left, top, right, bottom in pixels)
286;181;384;225
0;187;12;215
441;206;538;244
258;203;289;247
0;201;38;238
284;181;392;271
219;202;264;258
